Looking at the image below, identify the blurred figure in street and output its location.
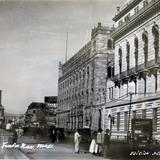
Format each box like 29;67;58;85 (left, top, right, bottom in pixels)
12;129;18;144
74;129;81;153
57;129;60;143
89;131;97;154
127;131;131;145
52;128;56;143
103;129;110;158
96;128;103;155
6;120;12;131
16;127;24;138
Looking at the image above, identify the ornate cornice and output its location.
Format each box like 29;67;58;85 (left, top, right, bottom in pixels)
113;0;142;22
111;0;160;40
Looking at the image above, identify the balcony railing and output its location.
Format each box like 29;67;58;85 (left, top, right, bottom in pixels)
137;63;145;72
112;59;160;81
120;71;127;79
128;67;136;76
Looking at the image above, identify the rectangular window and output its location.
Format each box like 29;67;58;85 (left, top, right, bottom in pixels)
133;110;136;119
134;6;139;14
124;112;128;131
143;0;148;7
135;81;137;95
109;87;113;100
117;112;120;131
109;88;111;99
118;20;123;26
153;108;157;131
142;109;146;119
112;87;114;99
144;78;147;95
155;73;157;92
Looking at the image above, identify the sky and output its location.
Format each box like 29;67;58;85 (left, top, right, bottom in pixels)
0;0;124;114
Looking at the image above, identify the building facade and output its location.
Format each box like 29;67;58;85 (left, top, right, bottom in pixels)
44;96;57;127
25;102;46;128
0;90;5;127
58;23;114;132
104;0;160;139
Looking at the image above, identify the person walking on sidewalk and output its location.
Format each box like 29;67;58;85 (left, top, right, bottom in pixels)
96;128;103;155
103;129;110;158
6;120;12;131
89;131;97;155
74;129;81;153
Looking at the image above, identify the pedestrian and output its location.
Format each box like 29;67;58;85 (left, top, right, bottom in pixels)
96;128;103;155
6;120;12;131
52;128;56;143
57;129;60;143
89;131;97;154
74;129;81;153
127;131;131;145
12;129;18;144
103;129;110;158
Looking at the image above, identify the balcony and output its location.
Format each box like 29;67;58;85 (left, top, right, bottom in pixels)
137;64;145;72
120;71;127;79
112;59;160;84
128;67;136;76
111;74;119;82
146;59;155;68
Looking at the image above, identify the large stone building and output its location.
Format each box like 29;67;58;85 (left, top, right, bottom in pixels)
104;0;160;139
58;23;114;132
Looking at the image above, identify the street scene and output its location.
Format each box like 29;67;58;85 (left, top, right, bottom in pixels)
0;0;160;159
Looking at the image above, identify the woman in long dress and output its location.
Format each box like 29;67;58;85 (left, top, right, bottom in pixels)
89;131;97;154
74;130;81;153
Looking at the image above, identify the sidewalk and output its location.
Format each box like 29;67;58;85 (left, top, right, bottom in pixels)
17;135;50;144
0;129;30;159
1;148;30;159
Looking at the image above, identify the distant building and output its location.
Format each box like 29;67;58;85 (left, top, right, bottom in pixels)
5;113;25;127
57;23;114;132
25;102;46;128
44;96;57;127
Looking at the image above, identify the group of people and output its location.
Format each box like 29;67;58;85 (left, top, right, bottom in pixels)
89;129;110;157
74;128;111;158
6;120;24;144
89;129;103;155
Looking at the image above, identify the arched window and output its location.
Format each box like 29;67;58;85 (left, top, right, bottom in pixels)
107;66;112;78
152;25;159;63
79;72;81;80
142;31;148;67
118;47;122;74
134;37;139;70
107;39;112;49
126;42;130;73
82;69;85;87
87;66;90;75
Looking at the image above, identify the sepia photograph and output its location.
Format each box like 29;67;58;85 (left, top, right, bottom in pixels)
0;0;160;159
